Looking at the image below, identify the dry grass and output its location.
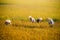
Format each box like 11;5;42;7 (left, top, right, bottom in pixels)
0;0;60;40
0;20;60;40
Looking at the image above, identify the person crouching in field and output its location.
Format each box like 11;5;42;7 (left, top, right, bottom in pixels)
5;19;11;25
29;16;36;23
47;18;54;27
36;18;43;23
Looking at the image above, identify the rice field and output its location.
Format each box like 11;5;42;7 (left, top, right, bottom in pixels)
0;0;60;40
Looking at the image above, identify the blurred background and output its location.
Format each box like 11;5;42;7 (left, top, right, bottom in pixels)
0;0;60;20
